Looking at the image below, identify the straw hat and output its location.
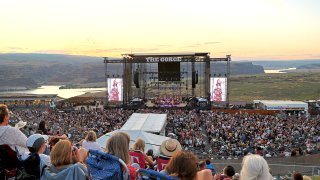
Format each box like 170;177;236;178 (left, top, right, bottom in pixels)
15;121;27;129
160;138;182;157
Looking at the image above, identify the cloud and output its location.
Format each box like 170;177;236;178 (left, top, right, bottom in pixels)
182;42;222;48
32;49;68;54
204;42;221;45
88;47;163;54
7;47;27;50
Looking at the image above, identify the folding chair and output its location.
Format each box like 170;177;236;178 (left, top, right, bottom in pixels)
136;169;179;180
86;149;130;180
129;151;146;169
0;144;21;179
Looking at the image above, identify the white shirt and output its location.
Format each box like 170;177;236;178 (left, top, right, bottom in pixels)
22;152;52;166
0;125;29;155
82;140;102;151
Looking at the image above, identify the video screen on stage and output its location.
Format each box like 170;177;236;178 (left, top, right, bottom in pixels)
210;77;227;102
158;62;180;81
107;78;123;101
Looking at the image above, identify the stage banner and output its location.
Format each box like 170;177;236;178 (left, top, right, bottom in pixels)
107;78;123;101
210;77;227;102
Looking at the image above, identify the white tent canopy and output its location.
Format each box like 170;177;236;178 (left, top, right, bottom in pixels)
97;130;169;155
120;113;167;135
254;100;308;112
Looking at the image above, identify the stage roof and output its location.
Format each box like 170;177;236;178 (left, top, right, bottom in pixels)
120;113;167;134
122;52;210;57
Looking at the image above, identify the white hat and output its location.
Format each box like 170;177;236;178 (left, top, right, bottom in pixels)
15;121;27;129
160;138;182;157
26;134;49;151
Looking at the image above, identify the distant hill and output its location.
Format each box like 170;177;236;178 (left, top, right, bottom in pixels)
251;60;320;70
0;53;264;88
297;63;320;69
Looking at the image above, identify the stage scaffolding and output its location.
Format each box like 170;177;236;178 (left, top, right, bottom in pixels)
103;52;231;107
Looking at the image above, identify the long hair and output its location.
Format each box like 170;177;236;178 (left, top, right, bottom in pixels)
85;130;97;142
50;140;72;167
133;138;145;152
105;132;130;164
165;151;198;180
240;154;273;180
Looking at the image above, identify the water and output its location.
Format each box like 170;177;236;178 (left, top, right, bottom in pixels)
264;67;296;74
1;85;106;99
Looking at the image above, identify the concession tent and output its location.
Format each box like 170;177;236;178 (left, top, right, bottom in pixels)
120;113;167;136
254;100;308;115
96;130;169;155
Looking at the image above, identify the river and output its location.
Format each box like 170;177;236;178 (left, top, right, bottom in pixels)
1;85;106;99
264;67;296;74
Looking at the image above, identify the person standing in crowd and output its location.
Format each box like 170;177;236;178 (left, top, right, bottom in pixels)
206;158;215;175
105;132;137;180
81;130;102;151
240;154;273;180
0;104;29;155
37;120;48;135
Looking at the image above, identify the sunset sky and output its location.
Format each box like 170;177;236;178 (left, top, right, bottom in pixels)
1;0;320;60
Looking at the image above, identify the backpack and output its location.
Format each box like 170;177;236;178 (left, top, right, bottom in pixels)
16;153;41;180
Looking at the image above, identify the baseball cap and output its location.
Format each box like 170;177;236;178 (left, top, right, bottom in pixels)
26;134;49;152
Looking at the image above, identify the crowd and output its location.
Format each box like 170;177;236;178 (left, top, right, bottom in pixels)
202;111;320;158
1;104;319;179
5;105;320;159
11;108;134;143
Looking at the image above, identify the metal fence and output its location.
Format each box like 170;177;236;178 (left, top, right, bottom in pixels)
213;162;320;179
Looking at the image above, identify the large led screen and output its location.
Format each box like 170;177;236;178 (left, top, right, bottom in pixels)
210;77;227;102
107;78;123;101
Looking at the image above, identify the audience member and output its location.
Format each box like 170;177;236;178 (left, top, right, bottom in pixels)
81;130;102;151
105;132;136;180
160;138;182;157
0;104;29;155
132;138;155;167
198;160;213;180
22;134;51;166
42;140;88;180
293;172;303;180
165;151;198;180
240;154;273;180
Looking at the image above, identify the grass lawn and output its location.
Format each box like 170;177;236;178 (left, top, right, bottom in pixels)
229;72;320;102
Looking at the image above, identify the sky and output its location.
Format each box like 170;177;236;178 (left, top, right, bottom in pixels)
1;0;320;60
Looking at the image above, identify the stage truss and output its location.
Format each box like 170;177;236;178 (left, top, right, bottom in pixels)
103;52;231;108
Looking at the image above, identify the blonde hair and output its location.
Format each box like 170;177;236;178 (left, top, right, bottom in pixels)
105;132;130;164
50;140;72;167
86;130;97;142
240;154;273;180
133;138;145;152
